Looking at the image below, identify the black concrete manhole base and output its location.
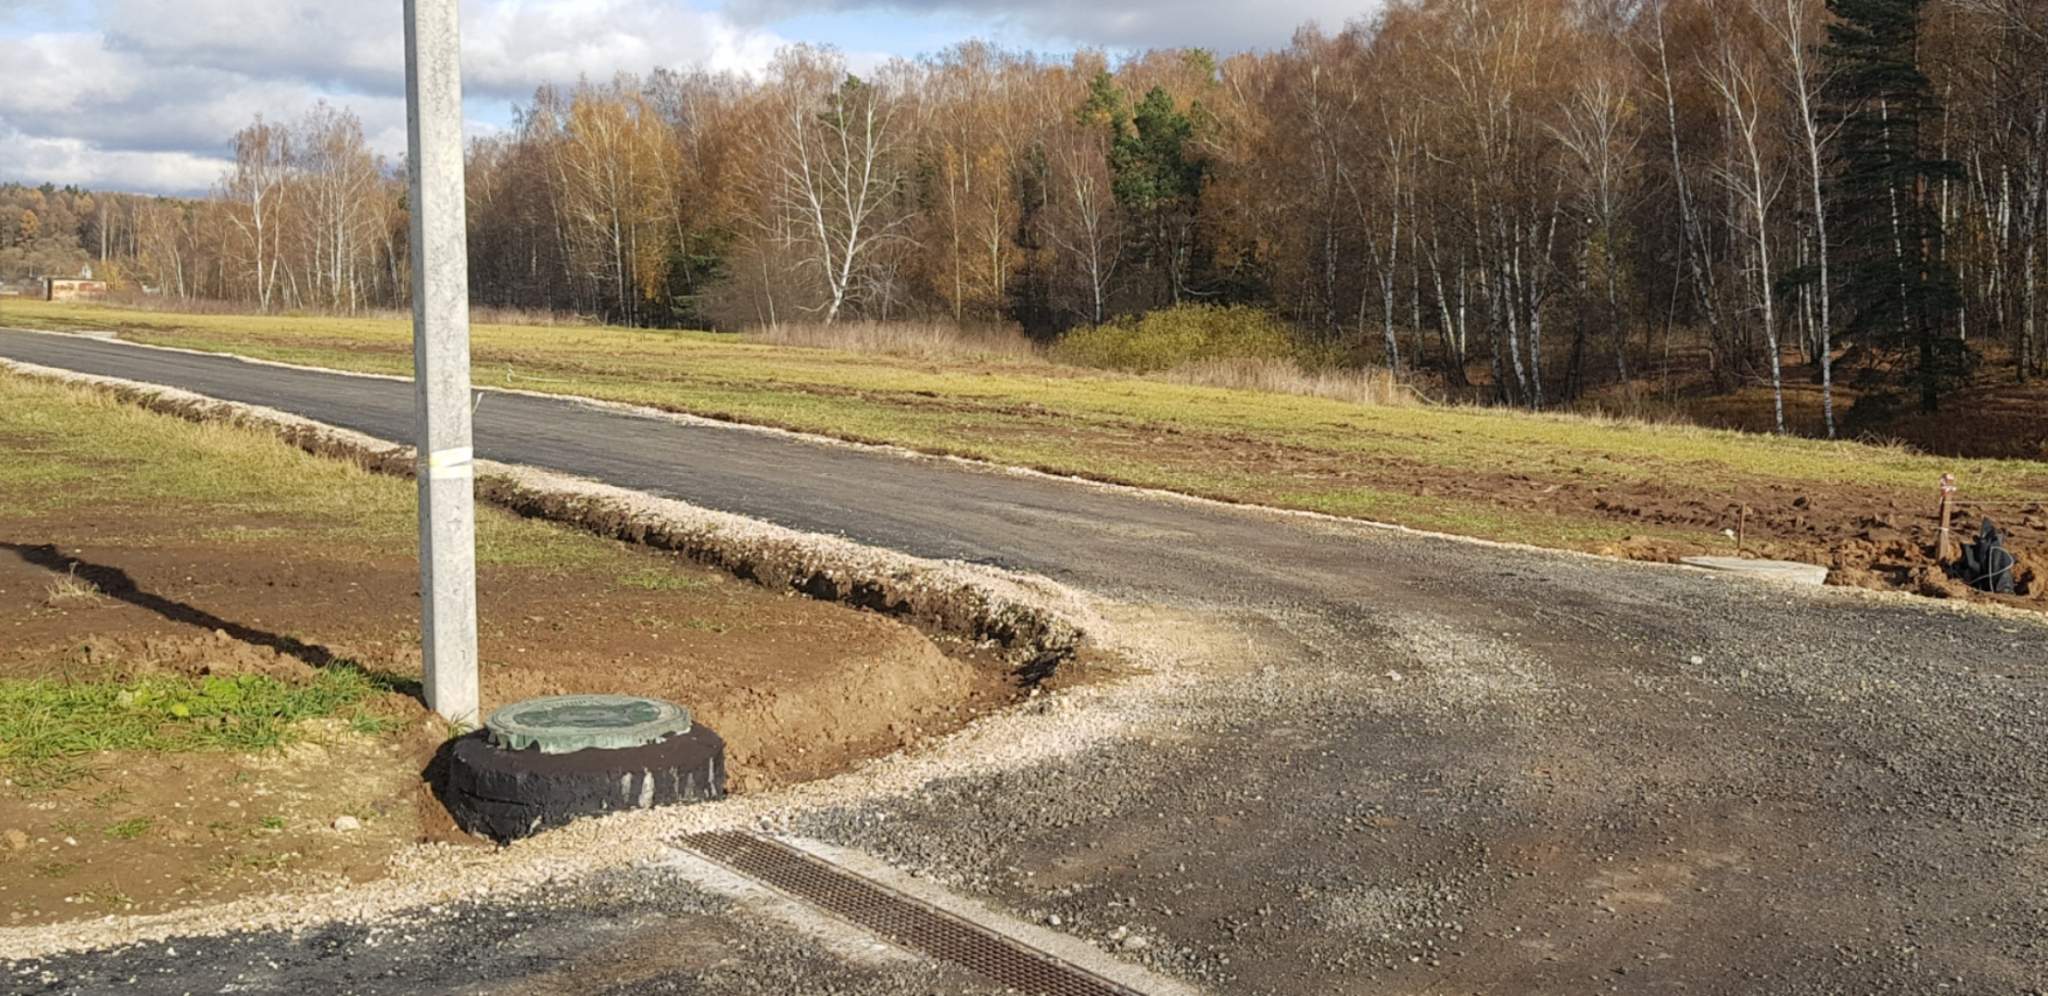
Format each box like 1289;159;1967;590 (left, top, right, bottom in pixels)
681;831;1146;996
442;695;724;842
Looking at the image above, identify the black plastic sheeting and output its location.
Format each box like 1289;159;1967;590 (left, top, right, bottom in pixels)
1960;518;2019;595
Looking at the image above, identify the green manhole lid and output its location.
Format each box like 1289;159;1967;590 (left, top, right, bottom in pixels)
486;695;693;754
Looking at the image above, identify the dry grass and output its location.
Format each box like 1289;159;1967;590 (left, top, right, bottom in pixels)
1558;385;1701;428
1545;402;1718;435
42;568;105;607
1158;357;1421;408
744;321;1047;364
745;321;1432;410
90;291;590;329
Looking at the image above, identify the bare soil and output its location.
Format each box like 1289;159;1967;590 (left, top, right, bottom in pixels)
0;508;1016;927
1569;357;2048;604
1593;486;2048;604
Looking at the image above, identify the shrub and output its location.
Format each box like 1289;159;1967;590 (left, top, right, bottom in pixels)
1053;305;1299;373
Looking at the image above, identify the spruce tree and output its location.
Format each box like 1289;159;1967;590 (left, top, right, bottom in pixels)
1082;75;1211;307
1824;0;1968;413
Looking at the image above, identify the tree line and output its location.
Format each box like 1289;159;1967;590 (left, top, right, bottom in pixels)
7;0;2044;428
3;104;403;312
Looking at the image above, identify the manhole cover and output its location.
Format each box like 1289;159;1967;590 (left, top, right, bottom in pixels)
486;694;693;754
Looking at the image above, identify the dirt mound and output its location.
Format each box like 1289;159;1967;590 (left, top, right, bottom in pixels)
65;633;322;683
1598;495;2044;608
701;642;1006;792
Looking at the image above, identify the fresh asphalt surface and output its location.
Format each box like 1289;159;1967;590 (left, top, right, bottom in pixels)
1;329;2045;995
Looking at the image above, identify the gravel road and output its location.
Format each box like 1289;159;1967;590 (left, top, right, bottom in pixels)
1;329;2043;995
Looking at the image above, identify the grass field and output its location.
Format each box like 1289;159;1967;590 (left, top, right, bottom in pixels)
0;357;612;570
6;298;2046;560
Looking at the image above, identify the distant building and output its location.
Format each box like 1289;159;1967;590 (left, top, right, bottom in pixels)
44;277;108;302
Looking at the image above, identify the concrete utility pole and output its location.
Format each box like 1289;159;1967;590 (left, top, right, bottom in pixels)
404;0;479;725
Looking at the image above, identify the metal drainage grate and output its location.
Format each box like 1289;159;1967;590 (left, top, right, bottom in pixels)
681;831;1144;996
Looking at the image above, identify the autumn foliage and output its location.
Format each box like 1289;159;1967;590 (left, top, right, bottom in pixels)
4;0;2044;425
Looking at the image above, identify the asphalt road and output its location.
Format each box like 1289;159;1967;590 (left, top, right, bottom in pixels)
2;329;2045;995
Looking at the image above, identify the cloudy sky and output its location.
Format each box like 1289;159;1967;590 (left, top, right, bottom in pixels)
0;0;1365;196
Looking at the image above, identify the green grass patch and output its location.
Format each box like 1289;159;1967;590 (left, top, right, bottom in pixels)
0;669;386;788
0;369;746;786
0;371;635;570
103;817;153;840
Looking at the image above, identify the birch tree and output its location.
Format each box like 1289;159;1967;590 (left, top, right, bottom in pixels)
1551;56;1644;388
221;119;288;311
758;47;914;325
1762;0;1844;434
1042;107;1124;325
1705;24;1792;432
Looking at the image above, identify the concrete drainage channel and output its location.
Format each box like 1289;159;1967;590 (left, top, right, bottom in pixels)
676;832;1201;996
1680;555;1831;586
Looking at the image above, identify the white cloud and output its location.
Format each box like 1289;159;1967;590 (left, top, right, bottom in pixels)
0;29;402;182
0;127;228;192
0;0;1362;195
463;0;787;93
93;0;789;100
725;0;1372;51
2;31;144;118
0;0;788;194
97;0;404;95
